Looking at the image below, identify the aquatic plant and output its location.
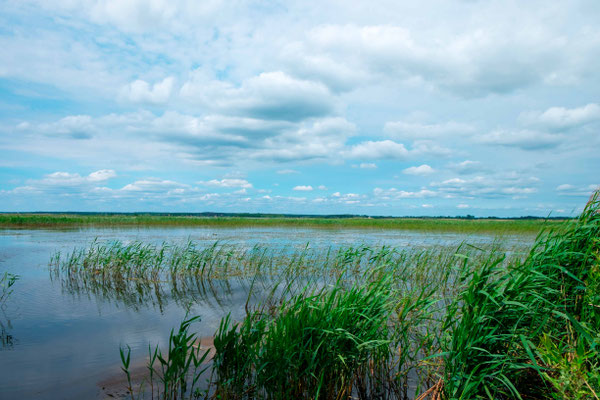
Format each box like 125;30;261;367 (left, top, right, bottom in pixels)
0;272;18;308
441;191;600;399
0;272;18;349
56;228;593;398
211;270;396;399
50;240;520;309
120;315;211;400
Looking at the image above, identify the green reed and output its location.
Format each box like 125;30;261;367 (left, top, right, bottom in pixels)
212;270;395;399
50;240;517;314
53;229;586;398
100;243;518;399
121;315;211;400
441;191;600;399
0;271;18;308
1;271;19;349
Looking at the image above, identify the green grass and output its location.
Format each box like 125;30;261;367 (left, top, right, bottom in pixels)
1;212;563;233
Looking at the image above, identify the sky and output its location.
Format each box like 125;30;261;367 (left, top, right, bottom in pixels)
0;0;599;216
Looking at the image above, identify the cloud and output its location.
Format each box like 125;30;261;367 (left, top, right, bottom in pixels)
89;0;179;33
555;183;599;197
6;169;117;195
120;178;189;193
373;187;437;199
346;140;409;160
448;160;485;174
277;169;299;174
359;163;377;169
199;178;253;188
384;121;475;140
430;173;540;198
457;204;470;209
24;115;97;139
293;185;313;191
246;117;356;162
403;164;435;176
280;41;368;93
38;170;116;186
556;184;575;191
121;77;175;104
293;23;578;97
520;103;600;131
11;112;359;166
476;129;565;150
410;140;454;157
88;169;117;181
318;185;327;190
182;71;337;122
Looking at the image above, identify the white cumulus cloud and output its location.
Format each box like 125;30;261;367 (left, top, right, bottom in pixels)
121;77;175;104
403;164;435;176
293;185;313;191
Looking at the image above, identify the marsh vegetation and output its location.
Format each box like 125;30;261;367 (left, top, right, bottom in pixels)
0;196;595;399
0;213;562;234
45;193;600;399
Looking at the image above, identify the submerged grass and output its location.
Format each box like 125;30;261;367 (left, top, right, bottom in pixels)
2;212;561;234
50;240;513;312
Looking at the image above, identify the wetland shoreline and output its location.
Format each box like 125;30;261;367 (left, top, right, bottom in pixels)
1;195;597;399
0;213;563;234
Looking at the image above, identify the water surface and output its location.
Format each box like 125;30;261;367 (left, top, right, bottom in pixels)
0;226;534;399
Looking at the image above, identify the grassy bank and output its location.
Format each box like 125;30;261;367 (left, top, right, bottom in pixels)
2;213;562;233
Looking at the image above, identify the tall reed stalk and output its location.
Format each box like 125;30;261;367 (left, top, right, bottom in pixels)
441;191;600;399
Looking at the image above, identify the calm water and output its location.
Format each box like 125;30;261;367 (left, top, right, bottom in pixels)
0;226;534;399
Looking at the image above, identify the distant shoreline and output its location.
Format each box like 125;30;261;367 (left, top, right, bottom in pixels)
0;213;567;233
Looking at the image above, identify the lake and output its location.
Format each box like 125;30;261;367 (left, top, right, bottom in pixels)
0;226;534;399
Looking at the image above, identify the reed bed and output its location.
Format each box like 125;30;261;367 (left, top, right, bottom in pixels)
3;213;560;234
51;242;521;398
49;241;514;311
441;191;600;399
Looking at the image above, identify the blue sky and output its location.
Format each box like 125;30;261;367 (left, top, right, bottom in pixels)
0;0;599;216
